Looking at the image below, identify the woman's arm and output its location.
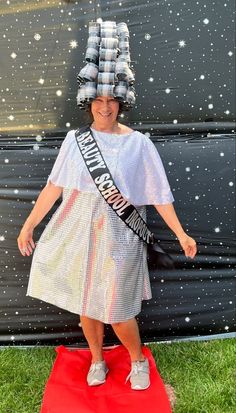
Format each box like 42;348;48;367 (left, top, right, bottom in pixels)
154;203;197;258
23;181;63;230
17;182;63;256
154;203;185;238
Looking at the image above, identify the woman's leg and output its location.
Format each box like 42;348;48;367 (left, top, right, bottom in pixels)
111;317;145;361
80;315;105;362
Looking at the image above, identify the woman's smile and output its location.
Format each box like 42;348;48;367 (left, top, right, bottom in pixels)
90;96;120;131
99;112;112;117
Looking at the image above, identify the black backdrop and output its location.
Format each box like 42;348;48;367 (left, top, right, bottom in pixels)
0;0;235;133
0;0;235;345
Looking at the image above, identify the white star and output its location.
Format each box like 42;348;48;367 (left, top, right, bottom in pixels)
70;40;78;49
34;33;41;41
178;40;186;48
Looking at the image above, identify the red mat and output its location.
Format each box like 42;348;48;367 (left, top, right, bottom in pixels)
40;344;172;413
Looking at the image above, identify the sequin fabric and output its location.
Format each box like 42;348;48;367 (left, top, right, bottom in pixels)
26;127;175;323
45;128;175;206
26;189;152;323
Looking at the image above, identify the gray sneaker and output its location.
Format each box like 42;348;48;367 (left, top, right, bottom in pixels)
87;360;109;386
125;358;150;390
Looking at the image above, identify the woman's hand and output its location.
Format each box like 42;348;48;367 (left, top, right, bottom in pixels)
17;226;36;256
177;233;197;259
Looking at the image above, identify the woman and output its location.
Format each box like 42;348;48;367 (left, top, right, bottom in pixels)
17;20;197;391
17;95;197;390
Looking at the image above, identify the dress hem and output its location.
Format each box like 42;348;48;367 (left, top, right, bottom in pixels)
26;292;151;324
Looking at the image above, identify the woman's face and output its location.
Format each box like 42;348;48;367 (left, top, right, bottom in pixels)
90;96;119;126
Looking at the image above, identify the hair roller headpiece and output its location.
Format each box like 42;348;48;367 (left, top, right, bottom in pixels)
76;20;136;111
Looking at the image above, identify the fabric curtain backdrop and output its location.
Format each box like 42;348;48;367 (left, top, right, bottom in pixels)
0;0;235;344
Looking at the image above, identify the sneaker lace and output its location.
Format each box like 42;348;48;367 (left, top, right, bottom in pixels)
125;360;148;384
89;361;105;373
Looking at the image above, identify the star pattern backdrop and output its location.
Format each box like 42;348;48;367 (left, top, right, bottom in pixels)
0;0;235;345
0;0;235;132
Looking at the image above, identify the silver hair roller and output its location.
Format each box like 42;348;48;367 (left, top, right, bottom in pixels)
76;20;136;110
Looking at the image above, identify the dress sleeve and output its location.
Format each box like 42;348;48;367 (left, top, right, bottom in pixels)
140;137;175;205
46;131;73;188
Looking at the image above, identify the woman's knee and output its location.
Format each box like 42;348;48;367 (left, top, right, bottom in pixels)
111;321;122;327
111;318;135;328
80;315;104;324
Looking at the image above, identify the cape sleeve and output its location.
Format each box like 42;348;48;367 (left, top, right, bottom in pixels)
136;136;175;205
46;131;74;188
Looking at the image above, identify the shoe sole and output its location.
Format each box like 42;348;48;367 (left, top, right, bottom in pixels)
88;378;106;386
131;382;150;390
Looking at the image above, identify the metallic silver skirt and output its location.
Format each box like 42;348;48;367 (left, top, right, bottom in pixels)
26;188;152;323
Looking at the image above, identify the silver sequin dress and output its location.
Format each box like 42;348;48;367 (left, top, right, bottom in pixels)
26;128;175;323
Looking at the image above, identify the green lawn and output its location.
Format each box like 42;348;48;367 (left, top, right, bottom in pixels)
0;338;235;413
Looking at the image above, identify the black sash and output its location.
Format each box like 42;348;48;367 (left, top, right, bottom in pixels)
75;125;175;269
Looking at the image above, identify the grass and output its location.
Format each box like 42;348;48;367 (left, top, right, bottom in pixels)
149;338;235;413
0;338;235;413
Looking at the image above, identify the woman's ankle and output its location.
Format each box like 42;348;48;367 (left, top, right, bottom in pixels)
91;357;104;363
